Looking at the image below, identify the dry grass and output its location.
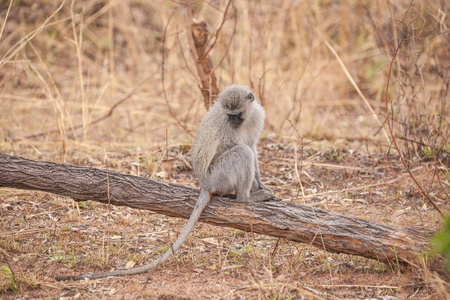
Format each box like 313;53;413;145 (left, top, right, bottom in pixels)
0;0;449;298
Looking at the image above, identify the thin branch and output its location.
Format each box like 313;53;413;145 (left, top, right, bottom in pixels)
22;73;156;141
212;2;236;73
0;1;65;69
384;32;443;217
201;0;225;13
325;41;391;144
0;66;30;89
197;0;232;62
176;25;198;81
185;3;207;85
161;10;194;137
0;0;13;41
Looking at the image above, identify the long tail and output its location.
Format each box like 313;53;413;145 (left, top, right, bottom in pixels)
55;191;211;281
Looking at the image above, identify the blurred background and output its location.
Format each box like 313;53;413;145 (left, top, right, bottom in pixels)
0;0;447;161
1;1;449;298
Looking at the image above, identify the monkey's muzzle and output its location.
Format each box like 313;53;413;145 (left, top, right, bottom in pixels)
228;112;243;127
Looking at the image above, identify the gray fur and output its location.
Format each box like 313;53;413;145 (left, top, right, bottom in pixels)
54;84;273;281
192;84;273;201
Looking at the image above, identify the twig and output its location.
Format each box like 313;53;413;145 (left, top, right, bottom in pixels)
0;0;13;41
197;0;232;63
165;128;171;181
325;41;390;144
436;163;450;201
0;1;65;69
161;10;194;136
176;25;198;81
248;268;269;300
22;72;156;141
212;2;237;72
286;117;315;199
364;143;422;193
185;3;207;89
384;32;443;217
70;0;87;139
0;66;30;89
201;0;224;13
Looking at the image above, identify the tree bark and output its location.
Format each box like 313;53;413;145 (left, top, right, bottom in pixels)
0;153;434;266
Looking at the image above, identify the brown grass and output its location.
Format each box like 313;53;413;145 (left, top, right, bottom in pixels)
0;0;448;298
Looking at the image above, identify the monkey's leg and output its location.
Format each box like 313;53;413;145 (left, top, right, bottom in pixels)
204;144;255;202
249;188;275;201
206;145;273;202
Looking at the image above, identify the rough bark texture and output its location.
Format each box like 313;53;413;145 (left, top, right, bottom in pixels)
0;153;434;266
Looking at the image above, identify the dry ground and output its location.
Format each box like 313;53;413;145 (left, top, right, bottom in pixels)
0;138;448;299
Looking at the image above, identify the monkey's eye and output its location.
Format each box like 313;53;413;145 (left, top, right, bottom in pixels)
245;93;254;101
228;112;242;118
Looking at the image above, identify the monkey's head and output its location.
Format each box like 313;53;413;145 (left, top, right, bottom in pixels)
219;84;255;128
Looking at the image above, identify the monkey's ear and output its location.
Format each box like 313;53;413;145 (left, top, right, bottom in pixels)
245;92;255;102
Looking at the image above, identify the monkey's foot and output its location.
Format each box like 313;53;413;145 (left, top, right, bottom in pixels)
213;192;237;199
260;184;274;194
249;188;275;202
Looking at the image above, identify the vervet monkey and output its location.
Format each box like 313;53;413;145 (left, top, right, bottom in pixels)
55;84;274;281
192;84;274;201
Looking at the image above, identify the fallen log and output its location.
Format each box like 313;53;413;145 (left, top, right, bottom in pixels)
0;153;434;266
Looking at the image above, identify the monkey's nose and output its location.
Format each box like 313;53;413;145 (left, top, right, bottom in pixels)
228;113;243;127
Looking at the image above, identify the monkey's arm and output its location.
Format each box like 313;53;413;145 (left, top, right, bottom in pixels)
54;191;212;281
194;139;220;178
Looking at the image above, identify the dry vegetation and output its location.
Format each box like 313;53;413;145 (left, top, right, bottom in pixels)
0;0;449;299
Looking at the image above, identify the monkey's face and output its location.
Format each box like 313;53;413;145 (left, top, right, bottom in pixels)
220;85;256;128
227;111;244;127
223;95;253;128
